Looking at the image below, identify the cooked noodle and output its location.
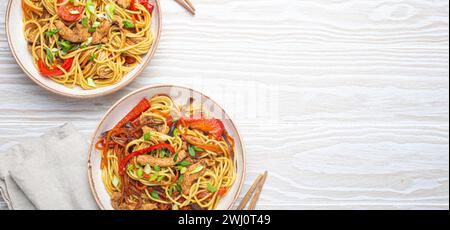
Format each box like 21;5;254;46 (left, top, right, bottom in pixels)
22;0;154;89
96;95;237;210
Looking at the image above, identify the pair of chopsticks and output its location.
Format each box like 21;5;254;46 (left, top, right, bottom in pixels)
237;171;268;210
175;0;196;15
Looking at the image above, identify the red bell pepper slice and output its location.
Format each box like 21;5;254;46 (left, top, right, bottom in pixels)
119;143;175;175
37;58;74;77
182;134;224;154
150;109;173;127
113;98;151;130
131;0;154;14
180;118;225;140
217;187;228;196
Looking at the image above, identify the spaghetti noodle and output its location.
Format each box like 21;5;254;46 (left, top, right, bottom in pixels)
22;0;155;89
96;94;237;210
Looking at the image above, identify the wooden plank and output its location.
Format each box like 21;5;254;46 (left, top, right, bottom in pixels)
0;0;448;210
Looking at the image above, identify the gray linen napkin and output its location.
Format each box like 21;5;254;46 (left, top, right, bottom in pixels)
0;123;98;210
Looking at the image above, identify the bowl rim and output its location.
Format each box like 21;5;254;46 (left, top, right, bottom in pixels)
87;84;247;210
5;0;163;99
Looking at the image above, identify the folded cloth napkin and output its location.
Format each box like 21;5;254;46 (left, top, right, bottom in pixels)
0;123;98;210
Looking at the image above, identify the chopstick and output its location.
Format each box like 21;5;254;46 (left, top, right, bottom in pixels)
184;0;196;11
248;171;268;210
237;171;268;210
175;0;196;15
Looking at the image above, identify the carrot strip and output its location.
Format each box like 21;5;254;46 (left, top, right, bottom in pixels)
113;98;151;130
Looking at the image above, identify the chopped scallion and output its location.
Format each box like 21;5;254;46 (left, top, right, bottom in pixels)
143;132;151;141
191;165;204;174
207;183;217;193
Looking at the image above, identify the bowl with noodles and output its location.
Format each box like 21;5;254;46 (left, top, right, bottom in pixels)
6;0;161;98
87;85;246;210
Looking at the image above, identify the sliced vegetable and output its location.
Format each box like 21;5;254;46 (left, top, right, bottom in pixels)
168;185;174;196
151;190;159;199
123;20;135;29
173;153;179;162
89;53;96;62
143;132;151;141
137;168;143;178
124;56;137;64
183;135;224;154
113;98;151;129
58;2;84;22
180;118;225;140
112;175;120;187
92;21;101;28
207;183;217;193
153;165;161;172
191;165;204;174
85;37;93;45
144;164;152;174
217;187;227;196
105;3;115;19
81;18;89;27
188;145;196;157
59;40;73;53
177;160;190;167
157;175;165;182
45;29;60;37
37;58;74;77
126;164;134;171
87;77;96;87
85;0;96;17
193;146;205;152
150;109;174;127
159;150;166;158
177;175;184;186
45;47;54;63
149;174;158;181
69;10;80;14
134;0;154;13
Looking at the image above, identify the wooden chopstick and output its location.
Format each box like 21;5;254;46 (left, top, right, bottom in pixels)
175;0;196;15
248;171;268;210
184;0;196;11
237;171;268;210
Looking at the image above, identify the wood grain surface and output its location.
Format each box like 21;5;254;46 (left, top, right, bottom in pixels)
0;0;448;210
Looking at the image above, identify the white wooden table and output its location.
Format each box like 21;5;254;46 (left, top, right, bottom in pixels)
0;0;448;210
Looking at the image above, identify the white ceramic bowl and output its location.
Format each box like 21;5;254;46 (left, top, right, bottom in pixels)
87;85;246;210
5;0;162;98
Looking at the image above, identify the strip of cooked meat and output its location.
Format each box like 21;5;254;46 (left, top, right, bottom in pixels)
92;20;111;45
25;29;39;43
111;192;157;210
142;126;156;134
137;149;188;167
55;20;89;43
181;160;207;195
111;192;122;210
115;0;131;9
183;135;203;146
182;142;188;151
